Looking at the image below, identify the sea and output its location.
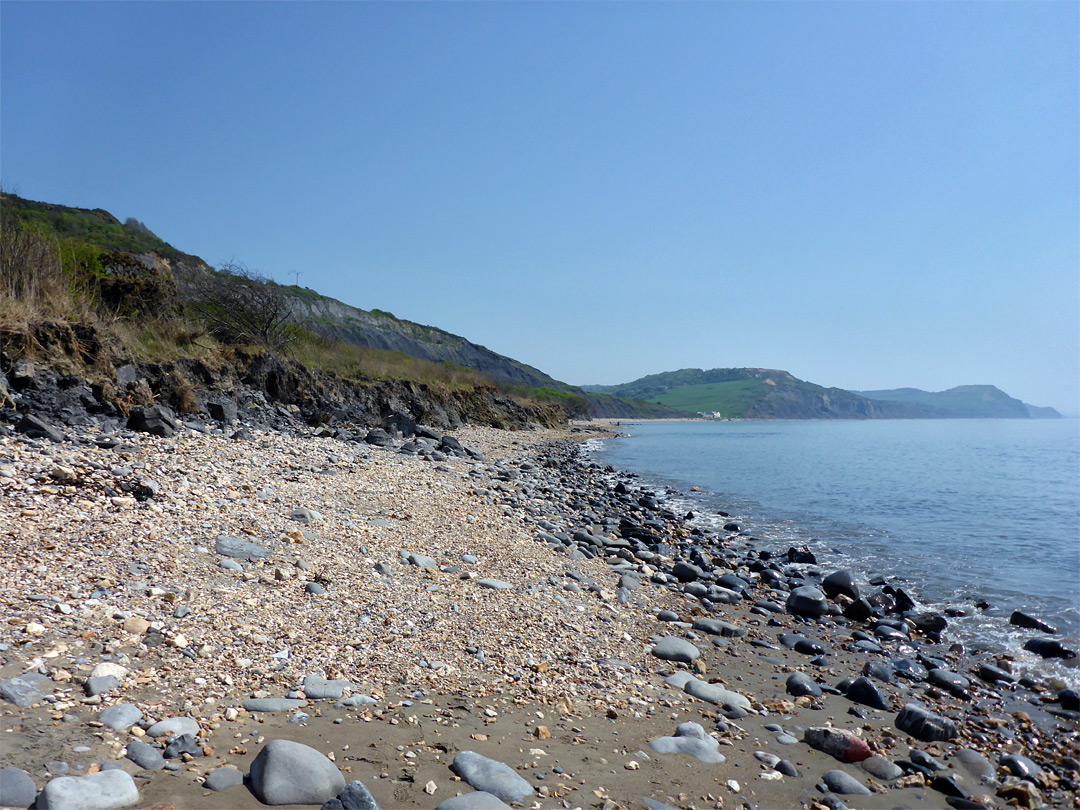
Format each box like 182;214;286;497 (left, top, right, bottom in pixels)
589;418;1080;684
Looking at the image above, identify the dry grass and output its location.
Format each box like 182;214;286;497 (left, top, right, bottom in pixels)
288;330;497;392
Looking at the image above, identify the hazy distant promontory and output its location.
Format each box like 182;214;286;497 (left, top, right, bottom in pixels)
587;368;1062;420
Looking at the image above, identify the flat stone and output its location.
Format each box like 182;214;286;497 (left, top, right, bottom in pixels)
691;618;743;638
36;770;139;810
249;739;346;806
288;508;322;524
407;554;438;570
822;769;872;796
243;698;308;712
320;780;382;809
858;755;903;781
303;676;351;700
0;767;37;809
123;741;164;771
451;751;533;804
145;717;199;738
435;792;510;810
651;636;699;664
204;766;244;792
955;749;994;782
475;579;511;590
0;673;52;708
334;695;376;709
649;722;726;763
896;702;958;743
99;703;142;732
215;535;271;560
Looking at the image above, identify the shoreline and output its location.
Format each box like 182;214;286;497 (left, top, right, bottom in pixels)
1;417;1077;809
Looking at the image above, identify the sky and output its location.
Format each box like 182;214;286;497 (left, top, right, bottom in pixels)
2;2;1078;411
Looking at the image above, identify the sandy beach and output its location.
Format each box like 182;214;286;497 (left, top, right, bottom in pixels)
1;420;1077;810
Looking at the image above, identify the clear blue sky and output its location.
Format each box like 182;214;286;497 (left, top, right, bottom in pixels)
3;2;1077;411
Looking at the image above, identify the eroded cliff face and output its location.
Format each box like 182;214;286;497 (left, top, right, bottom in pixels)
0;322;562;433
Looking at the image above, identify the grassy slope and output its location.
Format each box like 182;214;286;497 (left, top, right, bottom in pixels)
654;379;769;417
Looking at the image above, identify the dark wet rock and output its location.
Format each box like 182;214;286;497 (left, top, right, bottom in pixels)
15;413;64;442
451;751;533;804
36;770;139;810
672;561;706;583
651;636;699;664
204;766;244;792
822;570;859;600
896;702;958;742
1059;689;1080;711
803;727;873;763
1023;637;1076;659
364;429;392;447
977;663;1016;684
928;669;970;693
249;739;346;806
649;722;726;763
931;774;969;799
846;676;890;710
1009;611;1058;634
843;597;875;621
862;662;894;683
822;769;871;796
786;586;828;618
215;535;271;560
0;767;36;809
910;750;944;772
786;672;823;697
892;659;929;681
127;405;179;438
787;546;816;564
163;733;202;759
1000;753;1042;782
910;612;948;638
692;618;743;638
321;780;383;810
206;398;238;424
84;676;119;697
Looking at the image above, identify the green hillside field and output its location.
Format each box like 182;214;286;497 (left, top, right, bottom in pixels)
654;379;771;417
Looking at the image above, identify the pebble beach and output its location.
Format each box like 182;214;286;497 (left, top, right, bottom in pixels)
1;417;1078;810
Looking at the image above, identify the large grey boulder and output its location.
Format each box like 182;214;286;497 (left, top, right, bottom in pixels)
37;770;139;810
0;767;36;809
451;751;533;804
249;739;346;805
320;780;382;809
822;769;872;796
123;740;163;771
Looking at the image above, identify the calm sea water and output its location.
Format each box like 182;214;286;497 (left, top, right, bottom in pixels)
593;418;1080;679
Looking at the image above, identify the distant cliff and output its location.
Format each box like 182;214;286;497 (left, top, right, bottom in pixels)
854;385;1061;419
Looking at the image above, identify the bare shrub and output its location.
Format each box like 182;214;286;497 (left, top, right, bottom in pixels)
185;262;295;352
